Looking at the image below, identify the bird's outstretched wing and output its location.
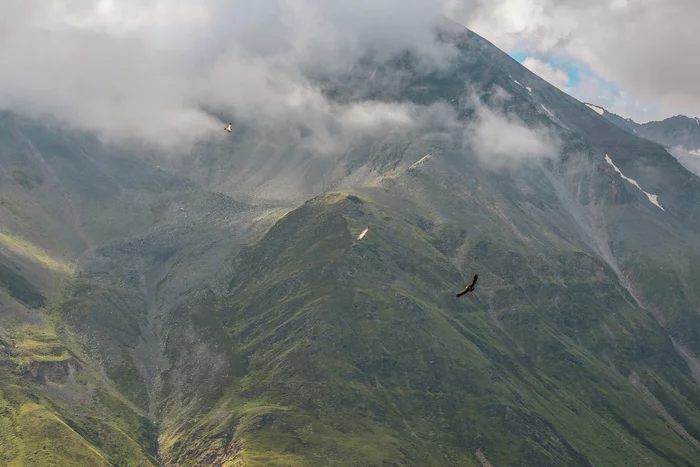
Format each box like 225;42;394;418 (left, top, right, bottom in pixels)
456;274;478;298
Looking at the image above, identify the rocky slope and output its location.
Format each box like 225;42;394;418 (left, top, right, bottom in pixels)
584;103;700;177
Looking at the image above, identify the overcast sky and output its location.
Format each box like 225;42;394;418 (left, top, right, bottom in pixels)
0;0;696;150
464;0;700;122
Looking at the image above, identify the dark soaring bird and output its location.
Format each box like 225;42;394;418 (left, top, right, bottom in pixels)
225;123;232;133
456;274;478;298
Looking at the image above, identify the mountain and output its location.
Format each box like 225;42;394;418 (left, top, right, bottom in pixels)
582;102;700;150
582;103;638;135
635;115;700;151
2;22;700;466
583;102;700;176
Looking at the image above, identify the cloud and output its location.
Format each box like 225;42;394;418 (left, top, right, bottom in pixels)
464;100;561;168
0;0;462;152
521;57;570;91
4;0;691;155
511;52;661;121
668;147;700;178
465;0;700;120
566;71;658;122
0;1;221;151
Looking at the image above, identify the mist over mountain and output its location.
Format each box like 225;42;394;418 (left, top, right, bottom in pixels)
1;11;700;467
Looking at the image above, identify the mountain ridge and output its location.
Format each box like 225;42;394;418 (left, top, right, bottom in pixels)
581;102;700;177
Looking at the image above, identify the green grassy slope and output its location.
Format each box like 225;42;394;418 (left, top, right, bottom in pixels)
0;225;157;465
0;114;186;465
156;192;700;466
0;293;158;466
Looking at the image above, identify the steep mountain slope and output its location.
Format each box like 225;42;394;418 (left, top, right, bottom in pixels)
0;113;276;465
637;115;700;151
1;21;700;467
155;181;700;465
150;24;700;465
0;115;164;466
582;104;700;150
581;103;639;136
584;103;700;177
172;22;700;368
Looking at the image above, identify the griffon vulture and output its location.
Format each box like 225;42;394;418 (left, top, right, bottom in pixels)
456;274;478;298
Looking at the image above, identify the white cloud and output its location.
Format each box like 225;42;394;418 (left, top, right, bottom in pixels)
3;0;694;153
462;94;561;168
521;57;570;91
669;147;700;178
465;0;700;120
0;0;458;152
566;73;656;122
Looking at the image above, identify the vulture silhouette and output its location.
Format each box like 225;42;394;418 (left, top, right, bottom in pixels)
456;274;478;298
225;123;232;133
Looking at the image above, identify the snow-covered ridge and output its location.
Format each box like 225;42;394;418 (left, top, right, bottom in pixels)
605;154;665;211
586;104;605;116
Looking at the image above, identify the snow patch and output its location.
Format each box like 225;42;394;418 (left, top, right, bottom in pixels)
695;117;700;126
509;76;531;94
586;104;605;116
541;105;555;119
605;154;665;211
510;77;524;89
689;149;700;156
644;193;664;211
410;154;433;169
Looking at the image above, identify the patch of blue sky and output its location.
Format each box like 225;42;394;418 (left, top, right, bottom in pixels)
509;51;528;63
507;50;659;121
508;50;581;87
